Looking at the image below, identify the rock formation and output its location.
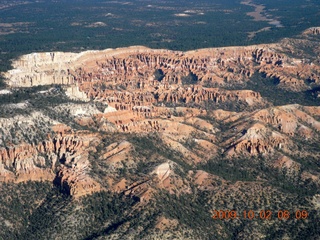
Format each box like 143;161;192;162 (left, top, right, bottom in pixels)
0;118;102;197
2;30;320;200
303;27;320;35
5;43;320;93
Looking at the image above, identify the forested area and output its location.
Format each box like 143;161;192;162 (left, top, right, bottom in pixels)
1;0;320;83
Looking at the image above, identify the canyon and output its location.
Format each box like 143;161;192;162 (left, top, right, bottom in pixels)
2;30;320;197
0;28;320;239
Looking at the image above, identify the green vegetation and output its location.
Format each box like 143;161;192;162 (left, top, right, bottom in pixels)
0;181;52;239
156;190;228;240
199;157;258;182
153;69;165;82
1;0;320;74
0;84;87;127
246;73;320;106
15;189;139;240
181;71;198;85
128;133;190;171
129;134;190;180
0;130;319;239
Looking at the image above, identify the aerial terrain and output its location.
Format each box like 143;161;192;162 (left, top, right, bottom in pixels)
0;0;320;239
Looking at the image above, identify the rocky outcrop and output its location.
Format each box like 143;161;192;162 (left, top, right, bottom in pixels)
209;104;320;157
5;52;78;87
54;152;102;197
252;105;320;137
303;27;320;35
5;43;320;95
226;122;290;156
274;155;301;178
0;129;102;198
156;86;263;106
152;162;172;181
0;143;54;182
2;32;320;200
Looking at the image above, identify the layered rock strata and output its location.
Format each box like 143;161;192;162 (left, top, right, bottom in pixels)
5;44;319;93
0;126;102;198
2;33;320;198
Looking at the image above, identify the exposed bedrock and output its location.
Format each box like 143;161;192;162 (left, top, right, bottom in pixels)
5;44;319;93
0;130;101;198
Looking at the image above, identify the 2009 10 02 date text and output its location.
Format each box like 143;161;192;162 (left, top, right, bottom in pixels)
212;210;308;220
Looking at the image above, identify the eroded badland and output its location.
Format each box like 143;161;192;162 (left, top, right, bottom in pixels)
1;27;320;239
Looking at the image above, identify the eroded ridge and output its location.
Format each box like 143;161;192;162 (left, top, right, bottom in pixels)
2;35;320;200
5;43;320;92
0;119;102;197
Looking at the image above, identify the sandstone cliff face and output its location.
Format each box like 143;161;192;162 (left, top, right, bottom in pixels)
5;52;78;87
5;43;320;93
